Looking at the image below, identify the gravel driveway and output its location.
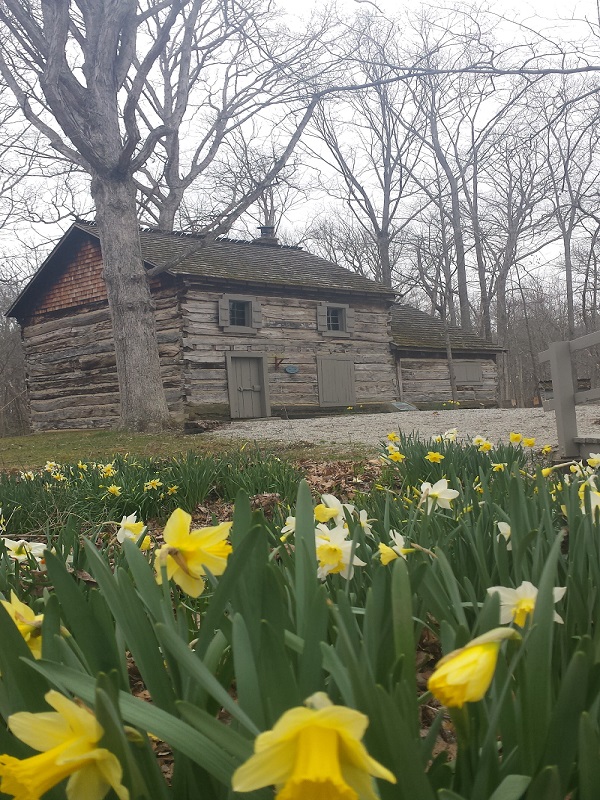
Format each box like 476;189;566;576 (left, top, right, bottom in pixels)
209;406;600;450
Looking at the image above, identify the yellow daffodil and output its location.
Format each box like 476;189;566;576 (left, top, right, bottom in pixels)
587;453;600;468
144;478;163;492
509;432;522;445
432;435;442;443
0;690;128;800
378;530;414;565
314;504;339;524
155;508;232;597
77;461;88;471
419;479;459;512
427;628;520;708
487;580;566;627
541;467;554;478
478;441;493;453
315;527;365;581
116;514;150;551
472;435;486;446
167;485;179;495
386;432;400;442
387;451;406;463
491;462;506;472
44;461;60;473
99;463;117;478
424;451;444;463
496;521;512;551
523;437;535;448
106;485;122;497
541;445;553;455
1;591;44;659
232;692;396;799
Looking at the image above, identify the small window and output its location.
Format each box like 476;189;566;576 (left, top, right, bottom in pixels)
229;300;250;328
218;294;262;334
327;306;345;331
317;302;354;338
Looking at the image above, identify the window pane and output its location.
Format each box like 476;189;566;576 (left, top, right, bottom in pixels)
229;300;250;327
327;307;344;331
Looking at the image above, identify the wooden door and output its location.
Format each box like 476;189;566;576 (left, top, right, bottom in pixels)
227;354;269;418
317;355;356;407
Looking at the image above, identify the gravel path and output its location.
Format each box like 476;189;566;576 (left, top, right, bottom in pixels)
209;406;600;450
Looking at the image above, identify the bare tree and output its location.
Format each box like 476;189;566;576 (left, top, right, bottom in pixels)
0;0;330;430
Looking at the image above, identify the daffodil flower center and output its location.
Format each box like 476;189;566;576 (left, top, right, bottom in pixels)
277;727;357;800
316;543;344;573
512;598;536;627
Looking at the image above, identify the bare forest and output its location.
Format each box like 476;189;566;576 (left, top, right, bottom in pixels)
1;1;600;431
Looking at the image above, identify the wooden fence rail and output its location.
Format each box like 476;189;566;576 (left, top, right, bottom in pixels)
539;330;600;459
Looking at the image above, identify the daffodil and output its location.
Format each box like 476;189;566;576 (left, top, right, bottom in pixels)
509;432;522;445
387;451;405;463
587;453;600;468
167;485;179;495
99;463;117;478
106;484;122;497
144;478;163;492
428;628;520;708
496;521;512;551
443;427;458;442
0;690;128;800
358;510;374;537
232;692;396;799
315;527;365;581
1;538;46;565
523;437;535;448
155;508;232;597
472;435;486;446
116;514;150;551
386;432;400;442
541;445;553;455
478;441;493;453
424;451;444;463
487;580;566;627
1;591;44;659
491;462;506;472
378;530;413;565
44;461;60;473
316;494;354;526
280;515;296;541
419;479;459;512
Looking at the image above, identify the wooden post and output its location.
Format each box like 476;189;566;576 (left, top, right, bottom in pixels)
548;340;578;458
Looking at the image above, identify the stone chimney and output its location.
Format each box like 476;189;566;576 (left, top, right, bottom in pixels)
253;225;279;246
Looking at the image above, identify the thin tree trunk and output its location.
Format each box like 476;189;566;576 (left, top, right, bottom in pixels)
91;175;172;431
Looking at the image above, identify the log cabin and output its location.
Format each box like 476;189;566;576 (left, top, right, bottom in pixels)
7;222;400;430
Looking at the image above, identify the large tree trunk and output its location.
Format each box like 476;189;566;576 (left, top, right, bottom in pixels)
91;175;172;431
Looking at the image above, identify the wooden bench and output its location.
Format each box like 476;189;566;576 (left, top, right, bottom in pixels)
539;330;600;459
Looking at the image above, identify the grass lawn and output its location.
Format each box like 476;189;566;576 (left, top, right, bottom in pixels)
0;429;373;472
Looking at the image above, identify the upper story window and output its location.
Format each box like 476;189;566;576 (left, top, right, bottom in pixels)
229;299;251;328
317;302;354;338
218;294;262;334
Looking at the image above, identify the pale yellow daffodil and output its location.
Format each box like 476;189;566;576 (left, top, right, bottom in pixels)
116;513;150;551
587;452;600;468
420;479;459;512
1;538;46;565
155;508;232;598
378;530;414;565
232;693;396;799
315;527;365;581
428;628;520;708
0;690;128;800
487;580;566;627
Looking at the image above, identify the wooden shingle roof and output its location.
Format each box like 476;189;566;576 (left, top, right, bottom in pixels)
88;222;394;297
391;304;503;354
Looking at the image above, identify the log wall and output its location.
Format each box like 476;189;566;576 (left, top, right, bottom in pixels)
23;289;184;430
398;357;498;406
181;287;398;415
